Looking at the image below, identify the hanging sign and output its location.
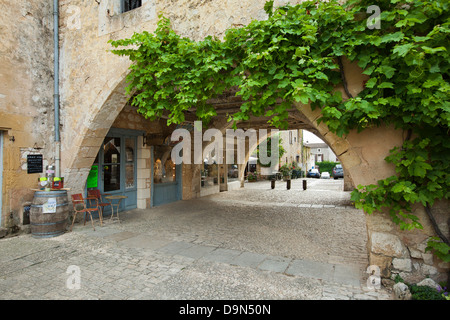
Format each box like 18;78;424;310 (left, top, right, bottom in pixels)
27;154;43;174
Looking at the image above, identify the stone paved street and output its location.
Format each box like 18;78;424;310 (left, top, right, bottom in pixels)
0;179;393;300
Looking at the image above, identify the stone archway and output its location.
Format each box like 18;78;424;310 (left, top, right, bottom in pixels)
62;73;131;195
58;0;448;284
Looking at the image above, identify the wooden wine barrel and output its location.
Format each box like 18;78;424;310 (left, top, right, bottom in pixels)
30;190;69;238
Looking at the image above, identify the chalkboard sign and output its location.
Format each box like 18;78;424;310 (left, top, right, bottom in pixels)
27;154;43;174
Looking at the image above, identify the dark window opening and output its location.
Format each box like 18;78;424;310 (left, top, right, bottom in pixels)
122;0;142;13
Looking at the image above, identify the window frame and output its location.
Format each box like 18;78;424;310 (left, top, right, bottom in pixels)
121;0;142;13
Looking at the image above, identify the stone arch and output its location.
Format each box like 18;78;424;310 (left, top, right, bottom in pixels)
230;57;402;192
234;108;403;193
62;72;131;194
237;129;270;187
236;123;346;188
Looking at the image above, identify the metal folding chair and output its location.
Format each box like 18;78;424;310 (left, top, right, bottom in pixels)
87;189;111;226
70;193;99;231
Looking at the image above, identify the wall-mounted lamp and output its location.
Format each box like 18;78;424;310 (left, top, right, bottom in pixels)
9;136;15;142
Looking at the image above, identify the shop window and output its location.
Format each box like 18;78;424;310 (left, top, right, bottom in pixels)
201;155;218;187
122;0;142;13
103;137;121;192
153;146;176;184
125;138;135;189
227;164;239;182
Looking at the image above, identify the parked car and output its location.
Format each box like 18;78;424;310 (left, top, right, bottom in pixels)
320;172;330;179
332;164;344;179
307;168;320;178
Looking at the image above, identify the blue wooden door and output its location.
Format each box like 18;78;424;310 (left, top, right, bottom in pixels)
153;164;181;206
152;146;182;207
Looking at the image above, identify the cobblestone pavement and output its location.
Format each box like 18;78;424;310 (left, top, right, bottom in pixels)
0;179;393;300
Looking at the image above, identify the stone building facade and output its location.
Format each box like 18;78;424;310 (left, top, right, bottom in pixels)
255;129;305;177
304;142;338;163
279;130;303;167
0;0;448;284
0;0;55;229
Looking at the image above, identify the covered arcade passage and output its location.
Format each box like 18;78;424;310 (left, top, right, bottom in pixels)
58;0;449;285
61;55;420;282
60;51;423;282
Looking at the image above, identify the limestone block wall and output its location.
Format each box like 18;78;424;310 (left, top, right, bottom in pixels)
0;0;55;228
366;201;449;283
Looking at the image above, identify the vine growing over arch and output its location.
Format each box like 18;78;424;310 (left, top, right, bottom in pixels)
110;0;450;261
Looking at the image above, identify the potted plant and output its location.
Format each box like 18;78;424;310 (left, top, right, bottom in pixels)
247;172;258;182
280;164;291;181
290;162;301;179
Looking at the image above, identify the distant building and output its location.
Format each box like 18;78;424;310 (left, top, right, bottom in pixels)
303;142;338;163
251;129;311;176
279;130;303;167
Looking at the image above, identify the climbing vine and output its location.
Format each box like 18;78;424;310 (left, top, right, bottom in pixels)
110;0;450;260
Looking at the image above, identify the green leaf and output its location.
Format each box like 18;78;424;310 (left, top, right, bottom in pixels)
426;238;450;263
378;82;394;89
273;70;286;80
377;65;396;79
393;43;414;57
365;78;377;88
422;46;447;54
264;0;274;17
380;31;404;43
293;91;309;104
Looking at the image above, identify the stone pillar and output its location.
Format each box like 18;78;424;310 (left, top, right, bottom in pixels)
219;163;228;192
136;135;151;209
220;136;228;192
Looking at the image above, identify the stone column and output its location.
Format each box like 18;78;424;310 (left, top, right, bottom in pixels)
136;135;151;209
